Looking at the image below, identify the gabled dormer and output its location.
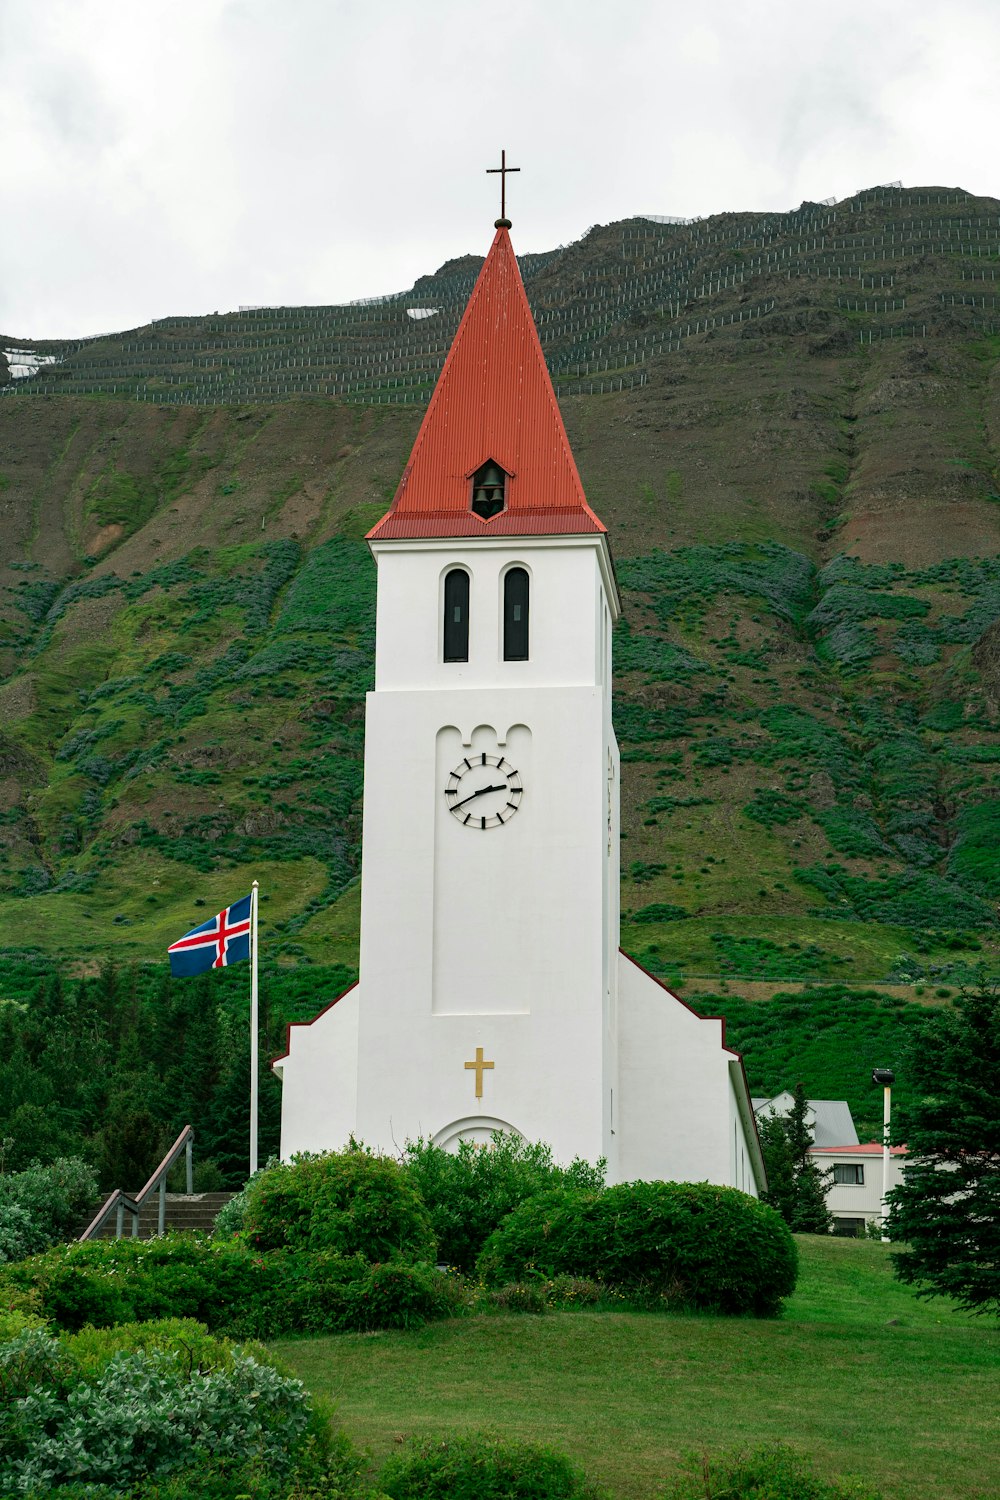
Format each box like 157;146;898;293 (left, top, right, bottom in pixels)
470;459;510;521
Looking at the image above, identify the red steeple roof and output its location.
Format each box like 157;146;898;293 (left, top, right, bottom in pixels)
367;226;605;541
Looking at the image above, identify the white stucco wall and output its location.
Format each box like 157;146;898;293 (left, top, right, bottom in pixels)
615;954;764;1194
274;983;360;1158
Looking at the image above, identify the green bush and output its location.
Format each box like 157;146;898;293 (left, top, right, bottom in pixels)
211;1158;279;1239
476;1191;602;1289
547;1275;604;1307
345;1259;462;1331
0;1237;268;1335
0;1307;47;1340
488;1276;605;1315
0;1324;315;1496
477;1182;797;1316
0;1233;462;1340
402;1134;606;1273
632;903;688;924
40;1262;133;1331
0;1156;99;1263
0;1201;49;1264
664;1442;882;1499
64;1316;265;1379
242;1146;436;1261
489;1280;549;1314
379;1431;605;1500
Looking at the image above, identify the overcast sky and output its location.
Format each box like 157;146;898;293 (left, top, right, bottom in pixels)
2;0;998;339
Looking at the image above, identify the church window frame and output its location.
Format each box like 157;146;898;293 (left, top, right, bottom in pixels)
443;567;471;663
502;564;530;662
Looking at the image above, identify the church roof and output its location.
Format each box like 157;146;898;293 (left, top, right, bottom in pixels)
367;224;605;541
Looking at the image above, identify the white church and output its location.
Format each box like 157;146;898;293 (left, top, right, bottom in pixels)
274;213;765;1196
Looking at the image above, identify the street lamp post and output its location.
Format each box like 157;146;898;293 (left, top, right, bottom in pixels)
872;1068;895;1241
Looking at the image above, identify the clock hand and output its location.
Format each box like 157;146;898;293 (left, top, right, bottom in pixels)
451;783;506;811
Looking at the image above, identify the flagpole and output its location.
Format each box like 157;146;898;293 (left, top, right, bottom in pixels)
250;880;259;1177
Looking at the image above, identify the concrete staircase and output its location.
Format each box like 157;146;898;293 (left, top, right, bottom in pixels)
79;1191;235;1241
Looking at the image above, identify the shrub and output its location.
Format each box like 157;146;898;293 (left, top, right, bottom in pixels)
0;1281;43;1322
0;1156;99;1263
477;1182;798;1316
476;1190;602;1288
0;1237;281;1336
0;1312;376;1499
274;1248;371;1336
242;1146;437;1262
664;1442;883;1499
107;1430;372;1499
0;1308;47;1340
40;1262;132;1331
345;1259;462;1332
402;1134;606;1272
0;1234;464;1340
0;1335;313;1495
64;1317;264;1380
488;1276;604;1314
0;1201;49;1263
211;1158;280;1239
0;1324;73;1403
632;903;689;924
379;1431;606;1500
489;1281;549;1315
547;1276;603;1307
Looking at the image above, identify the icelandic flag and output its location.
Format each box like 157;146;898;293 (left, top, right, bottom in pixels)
168;894;252;977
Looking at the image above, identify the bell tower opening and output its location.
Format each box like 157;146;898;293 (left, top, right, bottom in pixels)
471;459;508;520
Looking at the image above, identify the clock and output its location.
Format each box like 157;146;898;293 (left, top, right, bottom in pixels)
445;751;523;829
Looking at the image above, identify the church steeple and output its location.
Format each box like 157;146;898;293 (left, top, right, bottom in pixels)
367;223;605;541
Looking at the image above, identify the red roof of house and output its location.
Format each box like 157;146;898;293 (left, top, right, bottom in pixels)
809;1143;909;1155
367;225;605;542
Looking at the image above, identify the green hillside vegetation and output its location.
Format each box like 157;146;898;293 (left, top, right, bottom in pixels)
4;184;1000;1155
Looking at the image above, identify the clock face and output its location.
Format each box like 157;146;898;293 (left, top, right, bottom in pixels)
445;752;523;829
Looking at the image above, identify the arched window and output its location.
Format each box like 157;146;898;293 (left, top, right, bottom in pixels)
503;568;529;661
443;569;470;662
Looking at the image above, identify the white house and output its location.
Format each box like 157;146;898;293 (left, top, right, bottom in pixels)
754;1093;908;1233
273;217;765;1195
809;1143;908;1236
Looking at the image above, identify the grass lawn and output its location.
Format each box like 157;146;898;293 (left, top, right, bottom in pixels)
273;1236;1000;1500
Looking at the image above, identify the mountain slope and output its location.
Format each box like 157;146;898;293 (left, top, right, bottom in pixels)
2;185;1000;1143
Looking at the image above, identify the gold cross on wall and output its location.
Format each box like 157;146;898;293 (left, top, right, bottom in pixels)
464;1046;495;1099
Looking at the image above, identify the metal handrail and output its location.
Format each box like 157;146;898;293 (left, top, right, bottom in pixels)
79;1125;195;1241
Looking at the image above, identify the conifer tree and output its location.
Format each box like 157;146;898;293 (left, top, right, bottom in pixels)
888;984;1000;1316
759;1083;832;1233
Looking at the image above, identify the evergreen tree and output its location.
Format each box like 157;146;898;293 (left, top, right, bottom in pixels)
199;1009;281;1186
887;984;1000;1316
759;1084;832;1233
97;1103;166;1192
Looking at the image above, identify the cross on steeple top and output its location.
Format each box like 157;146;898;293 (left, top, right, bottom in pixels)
487;149;520;227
